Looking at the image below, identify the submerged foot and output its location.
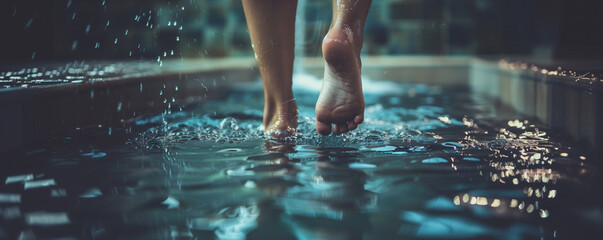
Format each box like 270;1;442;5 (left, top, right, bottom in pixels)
315;27;365;135
264;100;298;138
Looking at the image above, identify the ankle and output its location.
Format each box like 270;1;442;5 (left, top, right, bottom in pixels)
263;97;297;126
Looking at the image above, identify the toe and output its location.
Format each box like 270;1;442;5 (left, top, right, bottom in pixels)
354;114;364;124
333;124;340;134
338;124;348;133
348;121;357;130
316;121;332;135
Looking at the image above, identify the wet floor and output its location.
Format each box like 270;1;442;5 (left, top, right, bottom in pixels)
1;76;601;240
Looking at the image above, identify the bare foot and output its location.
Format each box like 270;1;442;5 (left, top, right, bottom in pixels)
264;100;298;138
315;26;365;135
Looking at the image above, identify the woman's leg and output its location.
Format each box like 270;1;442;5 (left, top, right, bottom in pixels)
242;0;298;137
316;0;371;135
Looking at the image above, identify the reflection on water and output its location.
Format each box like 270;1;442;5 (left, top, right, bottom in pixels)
1;80;601;239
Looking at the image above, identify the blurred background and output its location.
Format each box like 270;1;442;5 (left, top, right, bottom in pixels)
1;0;602;63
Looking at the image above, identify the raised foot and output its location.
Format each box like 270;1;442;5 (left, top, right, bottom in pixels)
315;27;365;135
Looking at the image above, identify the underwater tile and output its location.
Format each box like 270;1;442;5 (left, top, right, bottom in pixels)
0;193;21;203
79;188;102;198
25;212;70;226
5;174;33;184
50;188;67;197
23;179;56;189
1;206;21;219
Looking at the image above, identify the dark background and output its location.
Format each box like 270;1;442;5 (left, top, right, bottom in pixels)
0;0;602;63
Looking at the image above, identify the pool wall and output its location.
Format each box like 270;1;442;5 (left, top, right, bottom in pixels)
470;59;602;148
1;57;600;152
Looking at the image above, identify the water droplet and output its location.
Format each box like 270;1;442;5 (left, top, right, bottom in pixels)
24;18;34;30
244;181;256;188
162;196;180;209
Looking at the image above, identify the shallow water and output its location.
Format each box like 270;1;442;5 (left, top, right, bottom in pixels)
1;77;601;240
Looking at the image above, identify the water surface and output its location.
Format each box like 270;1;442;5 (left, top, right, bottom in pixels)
1;77;601;240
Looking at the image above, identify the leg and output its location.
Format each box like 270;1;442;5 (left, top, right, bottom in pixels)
315;0;371;135
242;0;298;137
